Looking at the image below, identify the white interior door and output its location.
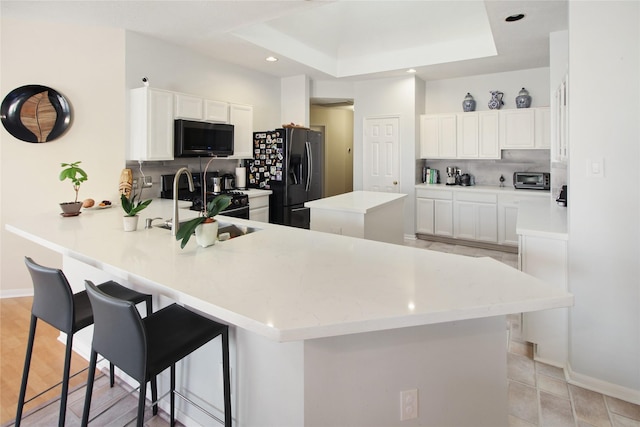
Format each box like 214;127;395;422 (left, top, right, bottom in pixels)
363;117;400;192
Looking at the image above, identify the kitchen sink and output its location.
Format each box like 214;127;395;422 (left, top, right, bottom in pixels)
155;220;260;240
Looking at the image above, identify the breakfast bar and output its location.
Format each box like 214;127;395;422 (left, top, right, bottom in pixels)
6;199;573;426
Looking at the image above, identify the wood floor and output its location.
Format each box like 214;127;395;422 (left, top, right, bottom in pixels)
0;296;90;425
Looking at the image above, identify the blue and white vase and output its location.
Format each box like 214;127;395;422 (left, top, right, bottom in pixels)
488;91;504;110
462;93;476;112
515;87;532;108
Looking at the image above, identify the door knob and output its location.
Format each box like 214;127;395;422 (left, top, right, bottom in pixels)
393;181;398;185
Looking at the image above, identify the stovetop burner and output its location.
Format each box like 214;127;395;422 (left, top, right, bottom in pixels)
189;190;248;211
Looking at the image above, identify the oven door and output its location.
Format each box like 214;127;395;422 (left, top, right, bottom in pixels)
220;205;250;220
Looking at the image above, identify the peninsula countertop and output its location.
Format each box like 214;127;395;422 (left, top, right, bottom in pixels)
304;191;407;213
6;199;572;342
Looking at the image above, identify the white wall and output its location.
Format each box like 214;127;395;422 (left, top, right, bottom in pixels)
0;18;127;295
353;76;421;236
0;24;282;295
424;67;550;113
125;32;280;131
567;2;640;402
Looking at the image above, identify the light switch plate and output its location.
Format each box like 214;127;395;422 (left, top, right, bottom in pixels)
587;158;604;178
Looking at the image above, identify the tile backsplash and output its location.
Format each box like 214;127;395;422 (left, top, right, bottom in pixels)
125;158;244;198
422;149;551;188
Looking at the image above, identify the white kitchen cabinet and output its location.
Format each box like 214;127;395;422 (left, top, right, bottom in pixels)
204;99;229;122
420;114;457;159
520;235;568;367
175;94;228;123
229;104;253;158
175;93;204;120
499;109;535;149
500;107;550;150
128;87;174;161
415;188;453;237
456;112;500;159
498;192;549;246
249;193;269;222
453;192;497;243
535;107;551;149
552;77;568;162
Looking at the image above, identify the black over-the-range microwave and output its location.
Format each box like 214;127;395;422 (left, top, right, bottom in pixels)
174;119;234;157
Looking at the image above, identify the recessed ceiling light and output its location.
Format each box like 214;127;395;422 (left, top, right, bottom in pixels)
505;13;525;22
265;56;279;62
407;69;417;73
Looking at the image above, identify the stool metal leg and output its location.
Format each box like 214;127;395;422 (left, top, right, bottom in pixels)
58;332;74;427
15;315;37;427
222;327;232;427
81;351;98;427
170;364;176;427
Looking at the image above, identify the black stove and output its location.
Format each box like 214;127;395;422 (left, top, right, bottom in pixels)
160;174;250;219
190;191;248;212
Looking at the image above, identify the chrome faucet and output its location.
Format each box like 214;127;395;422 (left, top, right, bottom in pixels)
172;167;194;236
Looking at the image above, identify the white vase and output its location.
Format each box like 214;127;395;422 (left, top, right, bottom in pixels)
123;215;139;232
195;220;219;247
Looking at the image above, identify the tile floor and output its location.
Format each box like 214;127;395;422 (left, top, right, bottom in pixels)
407;237;640;427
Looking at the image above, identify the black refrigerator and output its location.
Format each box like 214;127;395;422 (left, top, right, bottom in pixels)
248;127;323;229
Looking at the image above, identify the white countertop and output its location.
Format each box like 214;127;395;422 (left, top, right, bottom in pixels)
517;199;568;240
416;183;551;197
304;191;407;214
6;199;572;342
239;188;272;197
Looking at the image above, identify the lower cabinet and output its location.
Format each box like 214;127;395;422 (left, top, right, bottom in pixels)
498;193;550;246
520;234;568;367
248;190;271;222
416;189;453;237
453;192;497;243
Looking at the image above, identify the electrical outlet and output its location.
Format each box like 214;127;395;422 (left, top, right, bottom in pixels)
400;389;418;421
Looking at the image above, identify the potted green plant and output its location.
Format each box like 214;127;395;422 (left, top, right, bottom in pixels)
176;194;231;248
59;161;87;216
120;192;152;232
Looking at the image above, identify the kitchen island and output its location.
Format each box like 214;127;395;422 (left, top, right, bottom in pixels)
305;190;407;244
6;199;572;426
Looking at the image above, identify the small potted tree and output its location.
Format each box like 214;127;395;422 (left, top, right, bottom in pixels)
120;191;152;232
59;161;87;216
176;194;231;248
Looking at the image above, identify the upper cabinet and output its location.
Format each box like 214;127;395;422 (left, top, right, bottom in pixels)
499;109;534;148
129;87;174;161
456;111;500;159
552;77;568;162
174;93;204;120
128;88;253;161
420;114;457;159
421;107;549;160
204;100;229;123
499;107;549;150
175;93;229;122
229;104;253;159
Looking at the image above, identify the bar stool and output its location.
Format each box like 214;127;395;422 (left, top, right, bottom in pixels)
82;280;232;427
15;257;153;427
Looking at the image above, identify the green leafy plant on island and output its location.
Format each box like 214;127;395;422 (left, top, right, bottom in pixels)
59;161;88;203
120;192;152;217
176;194;231;249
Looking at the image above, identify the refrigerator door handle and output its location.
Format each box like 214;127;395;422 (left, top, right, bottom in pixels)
305;140;312;192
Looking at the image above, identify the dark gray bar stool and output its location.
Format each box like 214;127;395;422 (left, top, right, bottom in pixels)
82;280;232;427
15;257;153;427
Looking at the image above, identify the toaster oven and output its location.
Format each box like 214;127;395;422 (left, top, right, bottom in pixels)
513;172;550;190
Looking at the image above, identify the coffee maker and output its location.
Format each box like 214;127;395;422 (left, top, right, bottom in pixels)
446;166;458;185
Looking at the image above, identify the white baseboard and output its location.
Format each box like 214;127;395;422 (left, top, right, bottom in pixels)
566;363;640;405
1;289;33;299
